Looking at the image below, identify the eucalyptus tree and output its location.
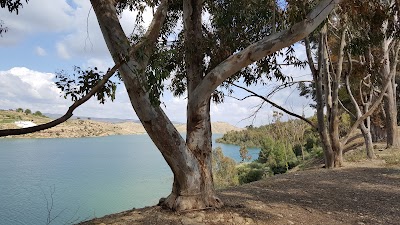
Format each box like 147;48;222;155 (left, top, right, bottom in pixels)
0;0;339;211
343;0;400;149
91;0;338;210
303;0;400;167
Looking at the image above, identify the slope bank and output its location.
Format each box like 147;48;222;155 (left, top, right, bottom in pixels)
0;110;242;138
80;159;400;225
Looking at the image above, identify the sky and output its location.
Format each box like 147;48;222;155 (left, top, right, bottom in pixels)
0;0;315;127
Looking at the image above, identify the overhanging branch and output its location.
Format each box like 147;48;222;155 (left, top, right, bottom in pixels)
230;82;317;130
190;0;340;108
0;62;121;137
0;1;169;137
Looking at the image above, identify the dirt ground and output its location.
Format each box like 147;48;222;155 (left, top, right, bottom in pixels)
80;150;400;225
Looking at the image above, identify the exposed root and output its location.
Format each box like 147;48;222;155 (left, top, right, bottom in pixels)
159;192;223;212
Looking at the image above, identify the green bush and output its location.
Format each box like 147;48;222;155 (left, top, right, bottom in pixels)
212;147;239;189
24;109;31;114
33;111;43;116
16;108;23;113
237;162;271;184
258;138;299;174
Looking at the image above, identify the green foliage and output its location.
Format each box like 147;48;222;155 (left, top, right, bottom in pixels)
154;0;307;103
237;162;271;184
0;20;7;36
33;111;42;117
258;138;298;174
239;145;252;162
218;118;319;175
0;0;28;14
24;109;31;114
16;108;23;113
55;66;119;104
212;147;239;189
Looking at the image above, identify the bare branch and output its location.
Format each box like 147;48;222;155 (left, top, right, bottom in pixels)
267;80;313;98
230;82;317;129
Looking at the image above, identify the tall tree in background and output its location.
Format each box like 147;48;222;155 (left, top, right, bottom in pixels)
302;0;398;167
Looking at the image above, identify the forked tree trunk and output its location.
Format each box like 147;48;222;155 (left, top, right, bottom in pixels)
360;123;375;159
90;0;339;211
163;0;222;210
91;0;221;211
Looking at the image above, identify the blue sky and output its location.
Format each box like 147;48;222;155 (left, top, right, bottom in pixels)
0;0;314;127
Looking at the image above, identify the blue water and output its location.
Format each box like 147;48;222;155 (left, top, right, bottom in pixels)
0;134;259;225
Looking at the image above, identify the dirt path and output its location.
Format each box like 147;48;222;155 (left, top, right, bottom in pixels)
80;162;400;225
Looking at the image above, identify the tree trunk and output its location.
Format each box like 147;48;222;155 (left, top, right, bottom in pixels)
91;0;221;211
360;123;375;159
384;79;399;148
382;36;400;148
314;26;335;168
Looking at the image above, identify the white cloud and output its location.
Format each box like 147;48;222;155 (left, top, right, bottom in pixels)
0;67;140;120
54;1;155;61
0;67;68;112
0;0;74;45
56;43;71;59
35;46;47;56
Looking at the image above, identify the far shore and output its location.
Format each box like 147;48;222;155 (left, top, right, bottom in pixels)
1;119;242;139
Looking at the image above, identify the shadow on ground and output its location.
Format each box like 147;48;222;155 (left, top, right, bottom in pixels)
80;167;400;225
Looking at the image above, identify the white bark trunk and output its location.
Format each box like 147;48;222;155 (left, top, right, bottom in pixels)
91;0;221;211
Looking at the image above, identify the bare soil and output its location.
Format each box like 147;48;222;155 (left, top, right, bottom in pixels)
79;150;400;225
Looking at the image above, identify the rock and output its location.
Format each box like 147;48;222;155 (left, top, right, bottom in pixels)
157;197;166;206
245;218;254;224
233;216;246;224
288;220;295;225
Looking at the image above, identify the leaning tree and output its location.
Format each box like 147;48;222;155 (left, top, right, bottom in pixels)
1;0;339;210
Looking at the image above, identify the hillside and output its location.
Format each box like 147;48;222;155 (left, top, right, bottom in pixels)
0;110;242;138
80;157;400;225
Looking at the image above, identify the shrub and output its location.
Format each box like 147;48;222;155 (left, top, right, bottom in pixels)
24;109;31;114
258;138;298;174
212;147;239;189
237;162;271;184
16;108;23;112
33;111;43;116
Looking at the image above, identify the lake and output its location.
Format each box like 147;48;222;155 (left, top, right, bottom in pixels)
0;134;259;225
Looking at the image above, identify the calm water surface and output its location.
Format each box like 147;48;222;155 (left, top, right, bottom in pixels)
0;134;259;225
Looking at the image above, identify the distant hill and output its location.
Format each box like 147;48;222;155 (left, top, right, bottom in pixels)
0;110;241;138
44;113;184;124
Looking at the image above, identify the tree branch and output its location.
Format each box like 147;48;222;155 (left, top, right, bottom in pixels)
190;0;340;108
230;82;317;129
0;63;121;137
0;1;169;137
340;46;398;146
305;37;318;76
